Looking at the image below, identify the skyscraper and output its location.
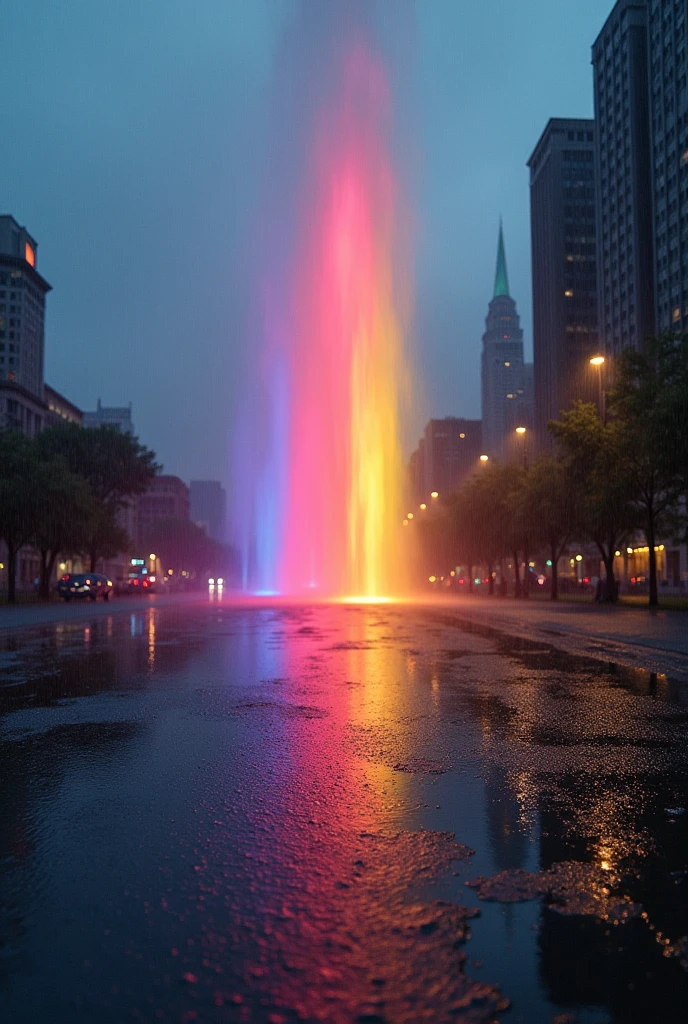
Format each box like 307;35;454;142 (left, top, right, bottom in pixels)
190;480;227;543
481;223;531;460
83;398;135;434
0;215;51;434
592;1;654;355
420;418;482;498
528;118;599;449
646;0;688;334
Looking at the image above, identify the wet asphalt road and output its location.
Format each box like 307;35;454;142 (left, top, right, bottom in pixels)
1;599;688;1024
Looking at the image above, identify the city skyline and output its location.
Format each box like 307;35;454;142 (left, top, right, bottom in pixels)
1;0;607;482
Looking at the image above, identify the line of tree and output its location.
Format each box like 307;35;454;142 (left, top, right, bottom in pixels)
416;334;688;607
0;423;158;603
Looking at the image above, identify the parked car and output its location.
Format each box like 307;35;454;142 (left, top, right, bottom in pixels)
118;567;157;595
57;573;113;602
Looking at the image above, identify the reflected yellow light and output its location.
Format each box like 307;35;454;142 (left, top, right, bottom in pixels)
339;595;395;605
590;355;606;366
402;519;409;526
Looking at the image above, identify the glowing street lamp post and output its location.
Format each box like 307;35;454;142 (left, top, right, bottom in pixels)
515;426;527;470
590;355;606;423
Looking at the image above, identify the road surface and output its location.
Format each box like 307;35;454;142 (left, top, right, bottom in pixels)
1;597;687;1023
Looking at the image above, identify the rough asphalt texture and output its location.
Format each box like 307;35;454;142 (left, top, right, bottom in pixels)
1;598;687;1023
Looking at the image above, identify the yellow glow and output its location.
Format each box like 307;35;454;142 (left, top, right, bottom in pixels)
575;554;583;561
407;512;414;519
419;503;427;510
564;289;573;297
450;570;455;577
627;547;633;554
428;576;436;583
347;279;406;598
402;519;409;526
459;432;465;438
590;355;605;366
339;595;395;605
515;426;526;435
430;491;439;499
615;551;621;557
150;553;156;560
480;454;489;462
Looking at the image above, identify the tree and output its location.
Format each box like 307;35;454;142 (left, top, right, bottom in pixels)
141;517;222;577
38;423;158;570
607;334;688;606
549;401;635;602
0;432;42;603
520;456;577;601
29;457;96;600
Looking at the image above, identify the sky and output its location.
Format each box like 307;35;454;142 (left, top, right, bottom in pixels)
1;0;607;483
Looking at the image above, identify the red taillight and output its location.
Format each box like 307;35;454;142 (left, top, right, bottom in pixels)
62;574;70;581
133;579;139;586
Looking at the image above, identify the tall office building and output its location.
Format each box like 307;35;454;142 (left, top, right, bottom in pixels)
481;223;532;459
592;1;655;355
190;480;227;544
83;398;135;434
0;215;52;434
420;418;482;498
528;119;599;449
647;1;688;333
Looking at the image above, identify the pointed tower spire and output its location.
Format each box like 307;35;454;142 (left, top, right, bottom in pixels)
493;217;510;298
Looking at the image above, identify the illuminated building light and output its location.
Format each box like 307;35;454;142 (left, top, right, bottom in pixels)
459;432;465;438
25;242;35;267
564;289;573;297
504;361;510;367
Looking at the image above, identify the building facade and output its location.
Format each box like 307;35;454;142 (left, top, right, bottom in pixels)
190;480;227;543
481;223;532;459
420;418;482;499
44;384;83;427
0;215;52;435
593;1;655;355
135;475;190;549
528;118;599;449
647;0;688;334
83;398;135;434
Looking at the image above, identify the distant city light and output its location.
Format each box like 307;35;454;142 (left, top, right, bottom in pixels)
420;503;427;510
430;491;439;498
407;512;414;519
546;560;552;567
459;432;465;438
429;575;436;583
480;454;489;462
515;426;527;435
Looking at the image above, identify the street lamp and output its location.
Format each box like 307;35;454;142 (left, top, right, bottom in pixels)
515;427;527;469
479;454;489;462
419;503;427;510
430;491;439;499
590;354;606;422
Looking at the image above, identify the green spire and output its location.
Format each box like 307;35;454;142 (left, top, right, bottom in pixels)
493;218;510;298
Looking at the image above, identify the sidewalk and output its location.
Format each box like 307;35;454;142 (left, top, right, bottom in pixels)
426;595;688;681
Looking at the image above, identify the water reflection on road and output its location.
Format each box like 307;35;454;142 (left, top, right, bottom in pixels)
1;601;687;1023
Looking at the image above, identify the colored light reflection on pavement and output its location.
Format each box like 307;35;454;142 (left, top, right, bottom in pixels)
234;40;409;600
3;602;688;1022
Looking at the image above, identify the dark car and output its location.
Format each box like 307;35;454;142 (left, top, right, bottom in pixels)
57;573;113;602
119;567;157;595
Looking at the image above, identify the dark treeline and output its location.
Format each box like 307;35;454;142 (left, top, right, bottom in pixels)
0;423;231;603
417;335;688;607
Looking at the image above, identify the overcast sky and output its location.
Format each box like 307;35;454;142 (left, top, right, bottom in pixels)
1;0;606;483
